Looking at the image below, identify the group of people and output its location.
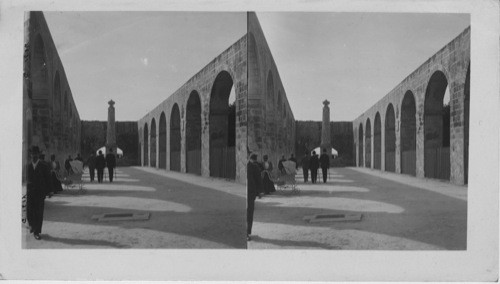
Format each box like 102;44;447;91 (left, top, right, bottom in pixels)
246;152;298;241
25;146;118;240
85;149;116;183
300;149;331;184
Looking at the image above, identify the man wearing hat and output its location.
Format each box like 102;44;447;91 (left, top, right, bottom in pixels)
26;146;52;240
247;153;262;241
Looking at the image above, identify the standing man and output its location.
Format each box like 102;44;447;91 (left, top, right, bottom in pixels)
289;154;298;170
26;146;51;240
106;148;116;182
86;152;96;182
247;153;262;241
309;151;319;184
300;150;310;183
95;150;106;183
64;155;73;175
319;148;330;183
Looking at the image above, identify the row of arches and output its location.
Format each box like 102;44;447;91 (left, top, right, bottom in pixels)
358;67;470;183
141;70;236;179
31;31;80;155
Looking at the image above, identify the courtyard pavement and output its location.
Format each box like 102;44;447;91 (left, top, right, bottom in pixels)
23;167;246;249
247;167;467;250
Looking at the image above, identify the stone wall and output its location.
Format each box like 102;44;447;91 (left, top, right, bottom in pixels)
138;35;248;183
352;26;470;185
295;121;354;166
247;12;296;167
23;12;81;172
81;121;139;166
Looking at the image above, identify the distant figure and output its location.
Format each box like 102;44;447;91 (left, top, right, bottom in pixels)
50;154;63;193
289;154;298;169
26;146;51;240
247;153;262;241
86;153;96;182
95;150;106;183
64;155;73;175
75;153;83;162
309;151;319;184
301;150;310;183
261;155;275;195
278;155;287;174
319;148;330;183
106;148;116;182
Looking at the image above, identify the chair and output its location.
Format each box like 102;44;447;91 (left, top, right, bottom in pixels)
275;160;299;194
57;160;85;192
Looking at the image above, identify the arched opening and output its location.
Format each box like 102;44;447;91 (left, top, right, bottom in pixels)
365;118;371;168
170;104;181;172
424;71;450;180
209;71;236;179
150;118;157;168
385;104;396;172
32;34;50;146
464;64;470;184
52;72;62;150
374;112;382;170
401;91;417;176
143;123;149;166
186;91;202;175
266;71;275;151
159;112;167;169
358;124;363;166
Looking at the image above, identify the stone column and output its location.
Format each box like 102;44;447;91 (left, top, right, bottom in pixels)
320;100;332;152
106;100;117;155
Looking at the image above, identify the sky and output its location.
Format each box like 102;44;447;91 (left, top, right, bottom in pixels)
44;12;469;122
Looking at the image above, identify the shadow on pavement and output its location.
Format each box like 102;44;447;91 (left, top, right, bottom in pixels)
38;235;128;248
255;167;467;250
250;235;340;249
39;167;247;249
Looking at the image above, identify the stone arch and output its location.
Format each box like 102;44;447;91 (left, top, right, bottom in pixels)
365;118;371;168
384;103;396;172
159;112;167;169
464;63;470;184
401;90;417;176
52;71;62;150
358;124;363;166
185;91;202;175
170;103;181;172
32;34;50;146
266;71;275;150
150;118;157;168
209;70;236;179
143;123;149;166
424;71;450;180
374;112;382;170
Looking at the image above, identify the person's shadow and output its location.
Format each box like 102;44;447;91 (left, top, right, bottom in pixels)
40;234;128;248
249;235;340;249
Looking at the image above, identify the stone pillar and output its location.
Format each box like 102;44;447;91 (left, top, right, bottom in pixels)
106;100;117;155
320;100;332;152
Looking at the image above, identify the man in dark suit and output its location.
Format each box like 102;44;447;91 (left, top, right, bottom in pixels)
309;151;320;184
95;150;106;183
319;148;331;183
26;146;52;240
247;153;262;241
105;148;116;182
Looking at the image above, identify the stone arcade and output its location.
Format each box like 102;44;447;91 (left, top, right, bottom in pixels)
138;12;296;183
353;27;470;185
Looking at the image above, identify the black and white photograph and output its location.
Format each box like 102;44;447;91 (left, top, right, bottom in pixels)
0;0;498;281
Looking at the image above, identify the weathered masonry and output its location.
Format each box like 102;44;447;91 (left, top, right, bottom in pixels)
247;12;296;168
138;13;295;183
23;12;82;174
353;27;470;185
